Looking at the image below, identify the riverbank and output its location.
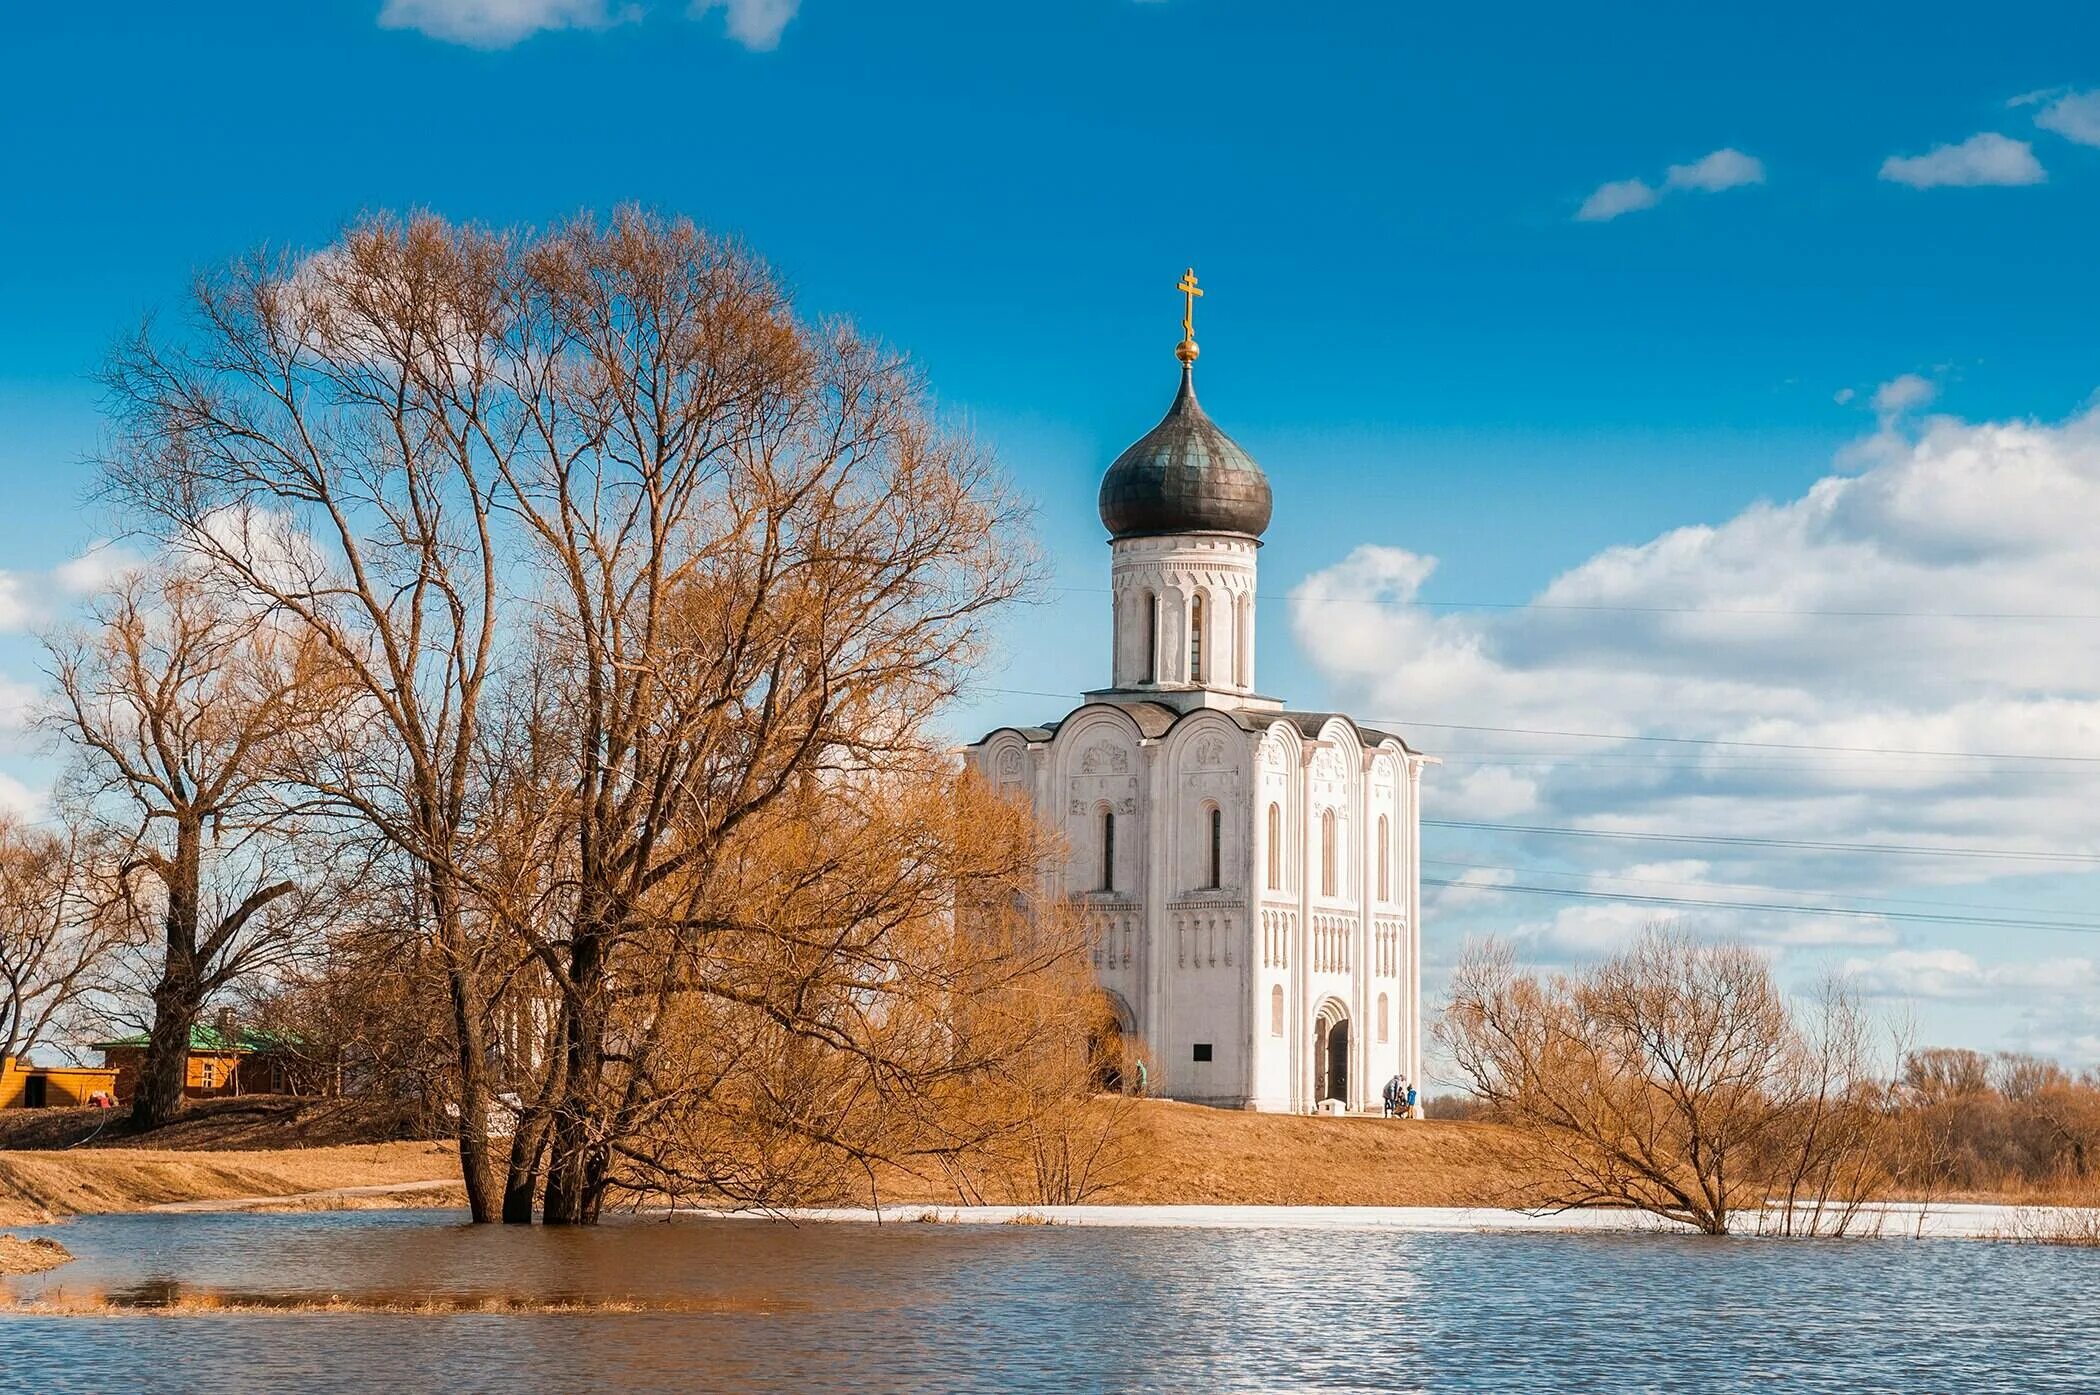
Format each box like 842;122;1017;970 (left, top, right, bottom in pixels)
3;1097;2089;1231
0;1234;72;1275
0;1142;461;1227
0;1097;1531;1223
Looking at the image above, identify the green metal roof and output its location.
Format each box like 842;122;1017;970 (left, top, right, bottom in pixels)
90;1025;292;1053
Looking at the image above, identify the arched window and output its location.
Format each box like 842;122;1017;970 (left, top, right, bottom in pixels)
1378;992;1390;1044
1270;984;1285;1037
1377;815;1390;902
1235;592;1253;689
1207;805;1223;889
1265;802;1281;890
1098;806;1116;893
1320;809;1337;897
1143;590;1158;684
1189;592;1205;683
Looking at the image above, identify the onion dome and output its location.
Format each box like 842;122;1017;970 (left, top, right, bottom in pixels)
1097;361;1273;540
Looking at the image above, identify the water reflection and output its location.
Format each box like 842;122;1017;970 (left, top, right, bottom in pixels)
3;1209;2096;1393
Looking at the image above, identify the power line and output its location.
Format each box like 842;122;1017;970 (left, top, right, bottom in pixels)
1425;818;2100;866
1420;876;2100;937
1043;584;2100;623
1364;717;2100;765
974;686;2100;765
1419;857;2100;924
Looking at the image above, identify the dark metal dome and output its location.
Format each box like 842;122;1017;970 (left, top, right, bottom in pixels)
1098;365;1272;540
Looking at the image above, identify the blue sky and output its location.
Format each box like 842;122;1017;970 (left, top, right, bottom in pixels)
4;1;2100;1065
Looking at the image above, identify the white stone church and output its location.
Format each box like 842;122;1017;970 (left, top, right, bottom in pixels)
968;277;1427;1113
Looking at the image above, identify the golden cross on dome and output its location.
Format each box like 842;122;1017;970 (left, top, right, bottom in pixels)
1176;267;1203;363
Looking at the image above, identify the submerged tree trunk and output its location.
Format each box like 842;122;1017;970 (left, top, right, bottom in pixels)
542;926;607;1226
430;877;497;1225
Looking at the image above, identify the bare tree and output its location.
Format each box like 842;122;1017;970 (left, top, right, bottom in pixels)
482;212;1033;1223
96;209;1063;1225
0;816;124;1064
101;219;517;1215
1439;927;1891;1235
44;566;333;1129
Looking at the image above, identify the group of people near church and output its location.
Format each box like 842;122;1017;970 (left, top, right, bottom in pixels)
1382;1075;1420;1119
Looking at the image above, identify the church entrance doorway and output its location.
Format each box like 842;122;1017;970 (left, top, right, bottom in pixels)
1314;1005;1349;1104
1088;991;1137;1094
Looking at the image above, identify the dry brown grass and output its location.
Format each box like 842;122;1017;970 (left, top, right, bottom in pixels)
7;1287;793;1316
0;1096;431;1153
858;1098;1540;1209
1;1099;1541;1223
0;1234;73;1275
0;1142;456;1226
1102;1100;1540;1207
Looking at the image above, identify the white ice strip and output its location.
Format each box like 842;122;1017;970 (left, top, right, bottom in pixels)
680;1201;2091;1241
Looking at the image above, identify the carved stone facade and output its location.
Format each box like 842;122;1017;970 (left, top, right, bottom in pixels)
964;348;1428;1112
970;702;1425;1112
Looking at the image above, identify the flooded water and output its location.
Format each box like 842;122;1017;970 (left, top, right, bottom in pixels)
4;1208;2097;1392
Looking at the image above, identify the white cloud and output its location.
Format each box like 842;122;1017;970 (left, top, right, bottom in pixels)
51;541;144;598
1295;400;2100;991
1870;373;1936;417
1879;132;2045;189
0;773;40;822
1834;388;1857;406
689;0;798;49
1576;178;1658;222
0;574;26;632
1447;766;1540;819
1844;948;2099;1002
1664;148;1765;192
378;0;800;49
1619;859;1714;882
2031;89;2100;148
1579;148;1765;222
1429;866;1516;911
0;677;36;734
0;543;154;633
377;0;626;46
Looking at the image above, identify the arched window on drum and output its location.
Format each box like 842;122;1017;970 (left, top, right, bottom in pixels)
1189;592;1206;683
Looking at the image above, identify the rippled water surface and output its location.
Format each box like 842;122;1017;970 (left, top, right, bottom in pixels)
5;1208;2097;1392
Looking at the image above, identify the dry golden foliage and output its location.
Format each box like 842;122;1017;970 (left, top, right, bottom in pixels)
98;208;1071;1225
1440;928;1894;1235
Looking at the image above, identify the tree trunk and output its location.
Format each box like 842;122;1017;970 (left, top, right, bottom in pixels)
130;818;203;1132
431;876;497;1224
129;972;198;1130
542;927;605;1226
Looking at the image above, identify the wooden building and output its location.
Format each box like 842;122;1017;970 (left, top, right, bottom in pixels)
0;1053;120;1109
92;1018;307;1103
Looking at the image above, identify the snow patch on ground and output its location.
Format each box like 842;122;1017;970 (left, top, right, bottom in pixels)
694;1202;2075;1241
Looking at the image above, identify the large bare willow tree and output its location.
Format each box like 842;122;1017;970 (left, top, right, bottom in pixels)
100;208;1083;1224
